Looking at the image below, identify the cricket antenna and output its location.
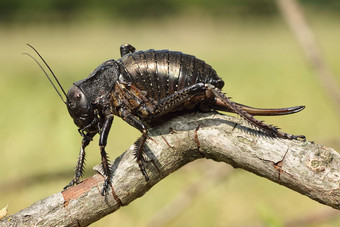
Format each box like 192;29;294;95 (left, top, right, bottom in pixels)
24;44;67;104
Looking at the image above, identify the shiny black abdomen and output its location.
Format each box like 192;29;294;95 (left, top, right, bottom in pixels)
117;49;225;101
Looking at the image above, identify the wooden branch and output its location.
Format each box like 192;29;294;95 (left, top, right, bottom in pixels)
1;112;339;226
148;163;234;226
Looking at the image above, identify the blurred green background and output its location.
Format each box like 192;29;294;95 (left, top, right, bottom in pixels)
0;0;340;226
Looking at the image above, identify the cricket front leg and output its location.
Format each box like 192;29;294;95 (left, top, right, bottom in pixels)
64;132;96;190
99;115;114;195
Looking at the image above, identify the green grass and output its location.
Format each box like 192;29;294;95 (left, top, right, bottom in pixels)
0;15;339;226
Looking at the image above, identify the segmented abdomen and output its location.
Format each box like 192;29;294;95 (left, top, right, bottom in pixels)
118;49;224;100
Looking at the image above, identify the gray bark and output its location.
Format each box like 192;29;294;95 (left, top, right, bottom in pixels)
1;112;339;226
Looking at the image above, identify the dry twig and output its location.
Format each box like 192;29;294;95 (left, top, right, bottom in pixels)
1;112;339;226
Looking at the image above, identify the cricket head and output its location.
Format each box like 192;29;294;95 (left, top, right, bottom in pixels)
66;84;98;134
25;44;99;136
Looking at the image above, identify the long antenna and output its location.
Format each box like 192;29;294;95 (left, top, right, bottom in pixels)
26;44;68;100
24;52;67;104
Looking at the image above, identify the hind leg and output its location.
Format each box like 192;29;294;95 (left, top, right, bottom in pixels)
153;83;305;140
203;84;305;140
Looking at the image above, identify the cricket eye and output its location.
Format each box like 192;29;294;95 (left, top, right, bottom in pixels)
76;93;82;100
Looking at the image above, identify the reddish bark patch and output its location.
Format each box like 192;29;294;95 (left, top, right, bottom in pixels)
62;174;102;207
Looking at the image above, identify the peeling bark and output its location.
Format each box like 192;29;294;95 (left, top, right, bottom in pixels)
1;112;339;226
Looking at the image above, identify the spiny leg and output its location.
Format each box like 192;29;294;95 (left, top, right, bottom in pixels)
152;82;305;140
204;84;306;140
64;132;96;190
127;83;207;178
99;115;114;195
134;130;150;180
153;83;207;117
120;44;136;57
120;109;155;180
100;145;111;195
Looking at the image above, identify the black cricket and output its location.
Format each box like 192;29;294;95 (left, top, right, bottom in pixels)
26;44;305;195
